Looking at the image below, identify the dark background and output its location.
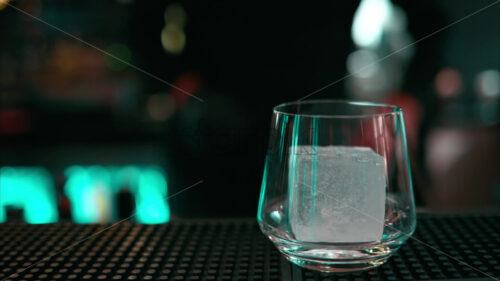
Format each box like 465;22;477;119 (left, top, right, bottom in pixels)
0;0;499;221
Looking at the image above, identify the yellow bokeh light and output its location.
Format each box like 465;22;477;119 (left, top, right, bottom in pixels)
161;24;186;55
147;93;176;121
0;0;12;11
164;3;187;27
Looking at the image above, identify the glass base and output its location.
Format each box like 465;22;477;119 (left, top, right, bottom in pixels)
282;251;390;273
261;222;409;273
270;233;402;273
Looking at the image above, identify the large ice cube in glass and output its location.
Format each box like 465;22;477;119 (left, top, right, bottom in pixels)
289;146;386;243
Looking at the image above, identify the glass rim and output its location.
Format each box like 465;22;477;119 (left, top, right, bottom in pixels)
272;99;402;118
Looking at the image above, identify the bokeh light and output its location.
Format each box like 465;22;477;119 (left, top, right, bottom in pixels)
434;68;462;98
147;93;176;121
0;0;11;11
64;165;170;224
161;3;187;55
105;44;132;71
351;0;392;48
161;24;186;55
0;167;59;224
164;3;187;27
347;50;380;78
476;69;500;99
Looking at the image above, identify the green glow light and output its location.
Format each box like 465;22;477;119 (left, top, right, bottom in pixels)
135;167;169;224
64;166;113;224
105;44;132;71
64;165;169;224
0;167;59;224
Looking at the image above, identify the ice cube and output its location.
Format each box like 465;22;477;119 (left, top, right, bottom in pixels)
288;146;386;243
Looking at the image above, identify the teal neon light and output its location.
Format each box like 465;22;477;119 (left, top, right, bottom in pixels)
64;166;113;224
64;165;169;224
0;167;59;224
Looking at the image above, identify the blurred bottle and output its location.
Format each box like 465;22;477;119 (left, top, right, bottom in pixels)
424;68;500;209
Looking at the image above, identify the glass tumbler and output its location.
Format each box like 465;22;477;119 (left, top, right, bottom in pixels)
257;100;416;272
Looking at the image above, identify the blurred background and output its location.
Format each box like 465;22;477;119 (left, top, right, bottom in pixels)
0;0;499;224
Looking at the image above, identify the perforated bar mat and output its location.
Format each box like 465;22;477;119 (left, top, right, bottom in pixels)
0;214;499;281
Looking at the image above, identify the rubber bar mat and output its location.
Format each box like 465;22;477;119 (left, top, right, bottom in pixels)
0;214;498;281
